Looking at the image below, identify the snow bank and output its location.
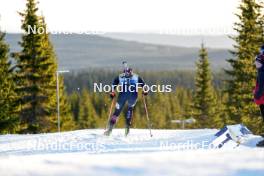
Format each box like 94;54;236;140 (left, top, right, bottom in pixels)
0;128;263;176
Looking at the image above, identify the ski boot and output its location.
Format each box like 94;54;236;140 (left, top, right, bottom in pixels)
104;115;117;136
125;125;130;136
104;124;113;136
125;117;132;136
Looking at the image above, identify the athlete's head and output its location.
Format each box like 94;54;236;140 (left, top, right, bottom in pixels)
122;61;133;77
124;67;133;77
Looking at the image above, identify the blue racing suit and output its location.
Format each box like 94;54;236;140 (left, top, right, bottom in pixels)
110;73;145;127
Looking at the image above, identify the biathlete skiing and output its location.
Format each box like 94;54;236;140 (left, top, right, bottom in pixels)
104;61;148;136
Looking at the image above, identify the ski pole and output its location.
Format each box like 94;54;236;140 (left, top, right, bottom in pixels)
142;94;153;137
105;98;115;130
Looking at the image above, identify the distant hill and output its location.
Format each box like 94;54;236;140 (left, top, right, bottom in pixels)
5;34;231;71
102;33;234;49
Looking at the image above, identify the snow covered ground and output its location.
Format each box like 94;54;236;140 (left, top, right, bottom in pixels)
0;129;263;176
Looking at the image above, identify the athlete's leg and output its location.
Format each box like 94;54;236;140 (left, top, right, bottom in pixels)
109;93;127;126
125;93;138;127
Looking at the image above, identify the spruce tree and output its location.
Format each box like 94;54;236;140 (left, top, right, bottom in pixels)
193;44;217;128
40;17;73;132
175;87;194;129
225;0;264;133
0;32;18;133
79;89;98;129
148;92;163;129
57;75;75;131
12;0;68;133
214;91;228;128
69;91;81;122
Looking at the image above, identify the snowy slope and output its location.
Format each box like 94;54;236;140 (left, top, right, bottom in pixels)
0;129;263;176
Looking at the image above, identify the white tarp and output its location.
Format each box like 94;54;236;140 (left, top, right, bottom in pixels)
210;124;252;148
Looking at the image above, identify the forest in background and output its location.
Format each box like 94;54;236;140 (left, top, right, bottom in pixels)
63;69;227;93
63;69;227;130
1;0;264;135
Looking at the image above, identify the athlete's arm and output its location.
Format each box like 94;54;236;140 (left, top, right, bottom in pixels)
138;76;146;87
